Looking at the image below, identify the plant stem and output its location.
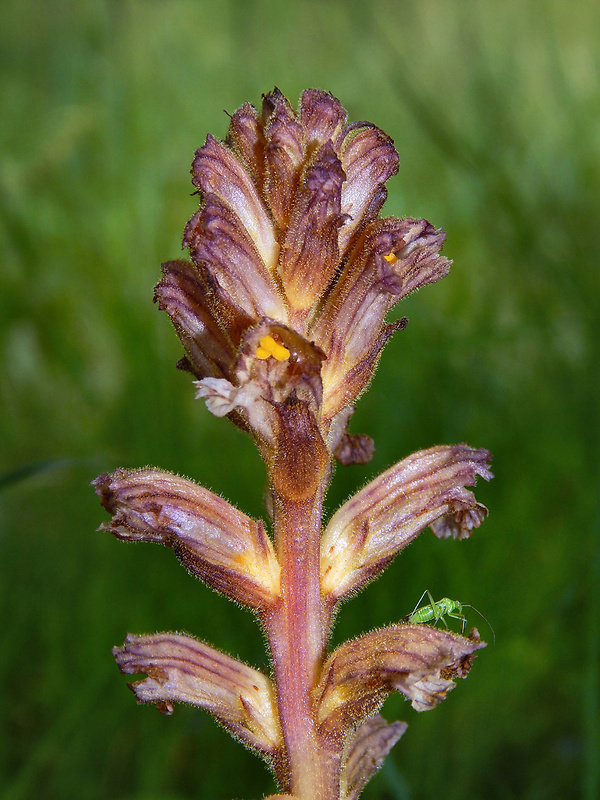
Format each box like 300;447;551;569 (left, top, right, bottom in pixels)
264;478;340;800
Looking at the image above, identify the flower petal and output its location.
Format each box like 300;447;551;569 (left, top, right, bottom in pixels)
299;89;347;150
340;715;407;800
316;624;485;732
226;101;265;186
192;134;279;269
195;319;326;444
328;405;375;466
195;375;264;420
154;259;243;380
338;123;399;255
279;142;346;314
313;217;450;419
262;89;305;228
321;445;492;601
94;468;280;609
320;317;408;424
333;432;375;466
183;193;286;321
114;632;281;754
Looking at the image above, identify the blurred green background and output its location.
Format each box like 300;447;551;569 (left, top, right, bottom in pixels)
1;0;598;798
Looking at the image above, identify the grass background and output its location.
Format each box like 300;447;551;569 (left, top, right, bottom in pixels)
1;0;598;798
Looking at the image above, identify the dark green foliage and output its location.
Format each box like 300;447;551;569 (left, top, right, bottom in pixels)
1;1;598;798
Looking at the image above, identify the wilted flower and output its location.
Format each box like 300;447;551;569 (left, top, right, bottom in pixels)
96;88;492;800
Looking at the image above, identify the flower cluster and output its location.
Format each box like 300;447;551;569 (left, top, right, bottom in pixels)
95;89;492;800
154;88;450;465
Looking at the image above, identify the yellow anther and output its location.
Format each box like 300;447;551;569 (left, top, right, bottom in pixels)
256;334;290;362
271;342;291;361
384;252;398;263
259;335;277;351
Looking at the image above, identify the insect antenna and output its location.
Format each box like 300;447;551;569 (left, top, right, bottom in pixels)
462;603;495;646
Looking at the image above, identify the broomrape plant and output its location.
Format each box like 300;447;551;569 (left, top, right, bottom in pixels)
94;88;492;800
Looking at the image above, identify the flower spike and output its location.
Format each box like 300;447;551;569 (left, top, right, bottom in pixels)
96;88;493;800
156;88;451;451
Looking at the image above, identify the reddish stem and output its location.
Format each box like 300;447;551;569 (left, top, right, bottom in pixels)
263;481;340;800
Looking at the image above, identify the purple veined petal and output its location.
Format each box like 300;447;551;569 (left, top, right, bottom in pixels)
114;632;282;755
319;317;408;424
326;405;375;466
340;715;407;800
312;217;451;421
262;89;306;228
316;624;485;732
320;445;492;602
154;259;242;380
333;432;375;467
314;217;450;361
94;468;280;610
338;123;399;256
183;193;287;322
279;142;346;316
299;89;347;151
226;101;265;186
192;134;279;271
313;217;420;361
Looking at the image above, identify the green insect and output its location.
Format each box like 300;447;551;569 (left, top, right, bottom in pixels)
405;590;494;642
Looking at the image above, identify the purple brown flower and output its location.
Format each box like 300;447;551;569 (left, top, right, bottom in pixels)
339;715;407;800
316;625;485;732
155;88;451;462
97;89;493;800
320;445;493;602
94;468;280;610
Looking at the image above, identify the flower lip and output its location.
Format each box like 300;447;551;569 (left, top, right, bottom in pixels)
316;623;486;732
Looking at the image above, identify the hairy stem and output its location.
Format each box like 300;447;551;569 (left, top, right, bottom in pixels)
264;474;340;800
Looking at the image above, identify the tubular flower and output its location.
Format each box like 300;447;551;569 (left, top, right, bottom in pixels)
96;89;493;800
